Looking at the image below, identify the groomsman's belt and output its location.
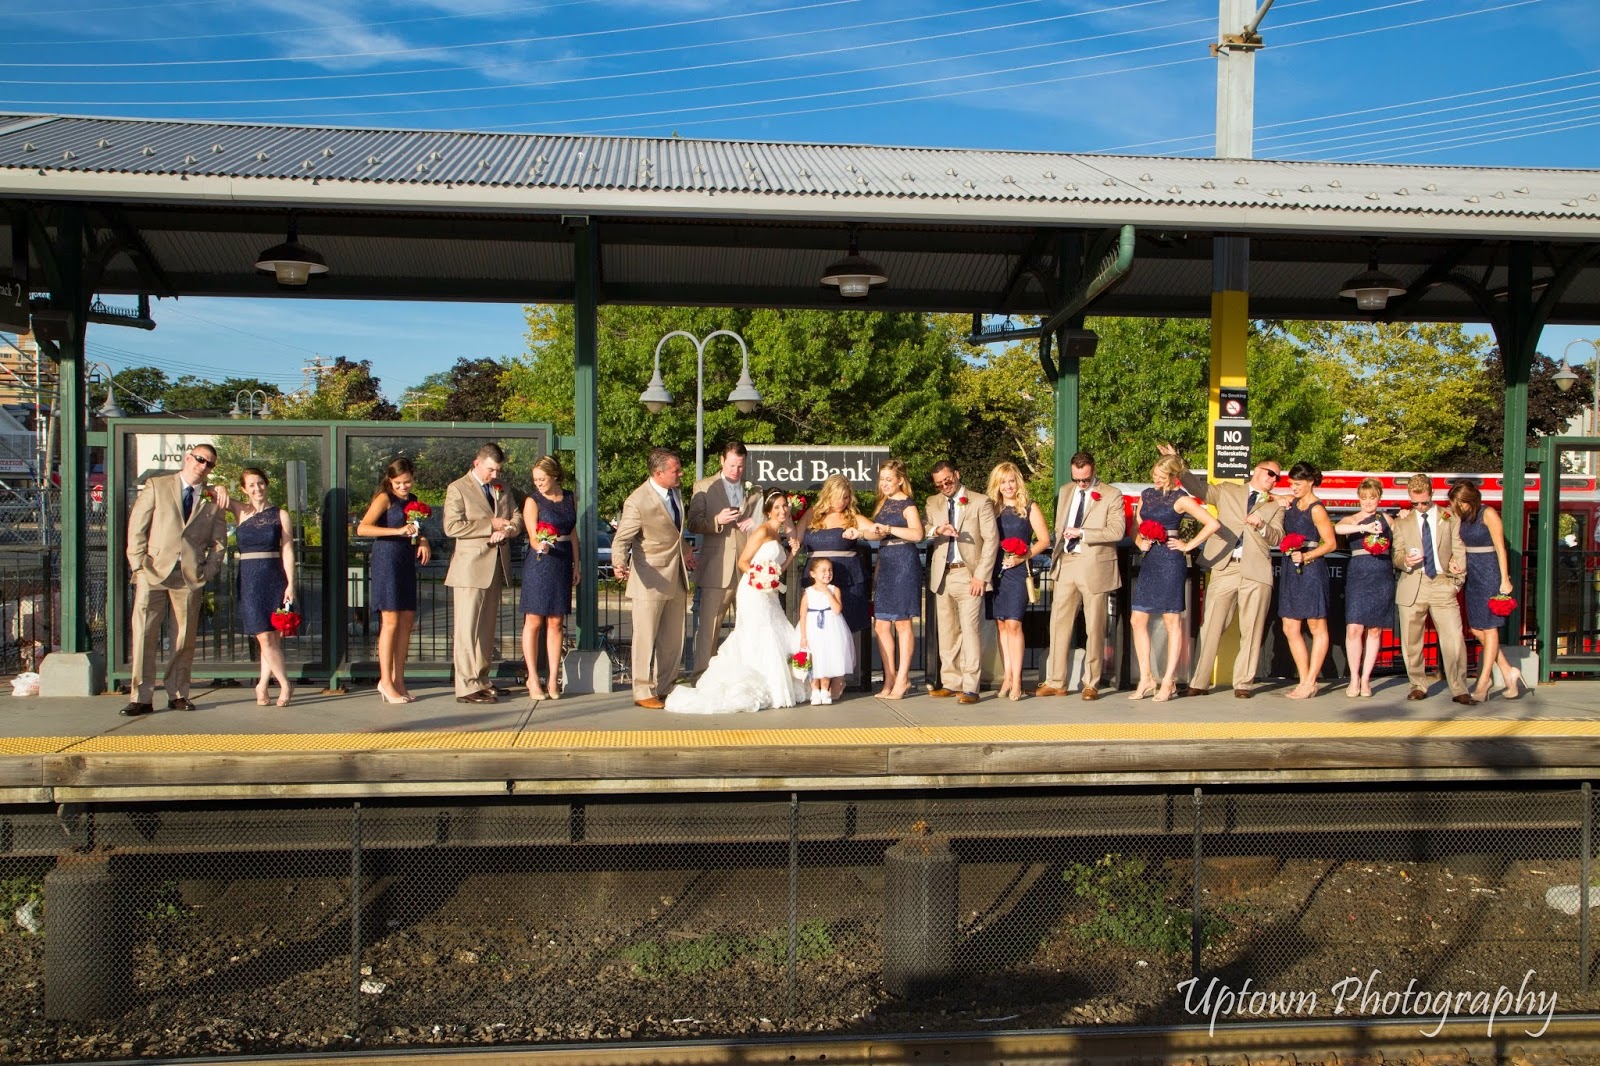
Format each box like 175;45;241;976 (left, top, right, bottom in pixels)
810;550;856;558
1464;546;1495;553
946;560;967;568
238;551;279;560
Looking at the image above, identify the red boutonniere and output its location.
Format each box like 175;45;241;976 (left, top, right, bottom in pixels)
200;487;215;503
956;493;968;506
1090;491;1101;502
490;481;503;495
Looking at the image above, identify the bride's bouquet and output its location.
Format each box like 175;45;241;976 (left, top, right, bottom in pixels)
746;561;784;592
789;650;811;681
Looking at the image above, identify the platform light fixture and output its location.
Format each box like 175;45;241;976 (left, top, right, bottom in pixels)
255;214;328;287
1338;241;1406;312
820;229;887;299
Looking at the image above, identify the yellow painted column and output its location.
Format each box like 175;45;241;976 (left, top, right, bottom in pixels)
1205;236;1251;686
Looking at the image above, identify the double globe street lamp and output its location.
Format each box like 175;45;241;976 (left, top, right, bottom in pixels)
1553;338;1600;475
640;329;761;481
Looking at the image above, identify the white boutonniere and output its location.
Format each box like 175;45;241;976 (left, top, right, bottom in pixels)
743;481;755;492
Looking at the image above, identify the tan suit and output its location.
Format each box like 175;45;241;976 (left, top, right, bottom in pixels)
1391;505;1470;696
926;488;998;694
687;474;761;673
444;473;523;696
1041;480;1125;691
125;473;228;704
1180;472;1285;690
613;479;692;700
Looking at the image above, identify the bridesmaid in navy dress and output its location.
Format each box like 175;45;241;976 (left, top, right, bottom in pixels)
356;457;433;704
1334;477;1396;697
984;462;1050;702
230;467;296;707
866;459;924;700
1448;480;1524;701
1128;453;1218;702
800;474;874;700
520;455;580;702
1277;461;1339;699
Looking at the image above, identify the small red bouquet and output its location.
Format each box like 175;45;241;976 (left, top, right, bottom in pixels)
789;649;811;680
270;601;302;637
533;520;560;559
1362;533;1390;556
403;500;431;544
1000;536;1030;567
787;493;808;520
1488;593;1517;617
1138;519;1168;549
1279;532;1307;574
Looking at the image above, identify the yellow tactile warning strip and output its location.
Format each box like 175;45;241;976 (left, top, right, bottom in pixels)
5;718;1600;756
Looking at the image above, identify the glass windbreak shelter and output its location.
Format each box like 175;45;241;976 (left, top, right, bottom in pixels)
1537;436;1600;680
106;420;551;691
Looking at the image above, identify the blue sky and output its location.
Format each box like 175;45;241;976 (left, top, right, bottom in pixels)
4;0;1600;396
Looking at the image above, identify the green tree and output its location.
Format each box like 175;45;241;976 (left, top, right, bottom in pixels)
269;358;398;421
440;357;509;423
161;376;283;415
1079;317;1211;482
503;305;963;516
106;366;169;415
1289;322;1494;470
1444;347;1592;470
948;323;1054;500
1248;324;1348;470
398;371;450;421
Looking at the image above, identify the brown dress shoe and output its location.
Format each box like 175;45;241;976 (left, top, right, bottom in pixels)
1233;687;1253;699
1407;688;1428;701
1080;686;1099;701
1182;687;1210;698
928;687;956;698
1034;685;1066;697
119;702;155;716
456;689;498;704
634;696;666;709
1451;693;1479;706
956;692;979;705
167;697;196;711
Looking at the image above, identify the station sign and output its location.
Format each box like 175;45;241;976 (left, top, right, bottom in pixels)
746;445;890;491
1212;419;1252;480
0;276;26;333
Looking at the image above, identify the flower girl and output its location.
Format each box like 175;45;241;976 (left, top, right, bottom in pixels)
797;558;855;705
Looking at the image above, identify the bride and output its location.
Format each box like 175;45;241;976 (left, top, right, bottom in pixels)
666;490;809;714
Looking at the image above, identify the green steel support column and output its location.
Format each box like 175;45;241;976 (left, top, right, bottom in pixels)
1499;242;1536;643
54;208;90;654
573;220;600;651
1050;319;1084;485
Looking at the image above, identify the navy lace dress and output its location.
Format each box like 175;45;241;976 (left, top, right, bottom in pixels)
1459;511;1504;631
1343;512;1396;628
987;506;1033;621
1277;501;1330;620
369;494;418;613
237;507;287;636
802;524;868;633
1131;487;1188;615
872;497;923;622
520;490;576;617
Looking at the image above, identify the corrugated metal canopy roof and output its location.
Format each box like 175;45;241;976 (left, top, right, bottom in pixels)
2;112;1599;323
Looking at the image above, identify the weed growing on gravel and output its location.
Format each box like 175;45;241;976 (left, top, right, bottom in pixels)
620;920;834;976
1063;853;1227;954
140;880;188;923
1;875;44;932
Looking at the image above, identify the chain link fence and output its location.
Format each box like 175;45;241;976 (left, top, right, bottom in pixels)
2;783;1598;1059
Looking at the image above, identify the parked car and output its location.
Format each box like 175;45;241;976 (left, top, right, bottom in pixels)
594;524;614;579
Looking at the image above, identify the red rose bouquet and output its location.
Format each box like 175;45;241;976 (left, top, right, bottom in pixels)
270;601;302;637
1488;594;1517;617
746;561;783;592
1000;536;1030;565
403;500;432;544
786;493;808;520
1138;519;1168;550
533;520;560;559
1279;532;1307;574
1362;532;1390;556
789;649;811;680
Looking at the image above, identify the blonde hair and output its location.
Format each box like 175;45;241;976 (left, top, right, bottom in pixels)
1357;476;1383;500
985;462;1032;516
1153;454;1186;488
872;458;910;519
532;454;564;483
810;474;859;527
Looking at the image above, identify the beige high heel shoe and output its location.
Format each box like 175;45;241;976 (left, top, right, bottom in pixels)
1127;679;1157;701
1501;667;1525;699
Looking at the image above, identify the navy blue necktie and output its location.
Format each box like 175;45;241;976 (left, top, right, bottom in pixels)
1246;489;1258;514
481;483;495;510
946;497;956;562
182;485;194;521
1420;512;1437;579
1066;490;1087;552
669;491;682;530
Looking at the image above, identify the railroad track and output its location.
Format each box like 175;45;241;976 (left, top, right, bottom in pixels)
235;1016;1600;1065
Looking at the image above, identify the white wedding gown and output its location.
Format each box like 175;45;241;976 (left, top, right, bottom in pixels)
665;539;808;714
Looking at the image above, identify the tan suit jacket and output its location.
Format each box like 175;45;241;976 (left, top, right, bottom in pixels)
1048;481;1125;594
125;473;227;589
925;490;999;594
687;474;761;589
1391;506;1466;604
444;474;522;588
1179;472;1284;582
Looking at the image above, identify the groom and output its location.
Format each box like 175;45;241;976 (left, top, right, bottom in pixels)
687;439;760;676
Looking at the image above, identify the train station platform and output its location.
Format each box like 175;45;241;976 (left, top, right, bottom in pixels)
4;672;1599;804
